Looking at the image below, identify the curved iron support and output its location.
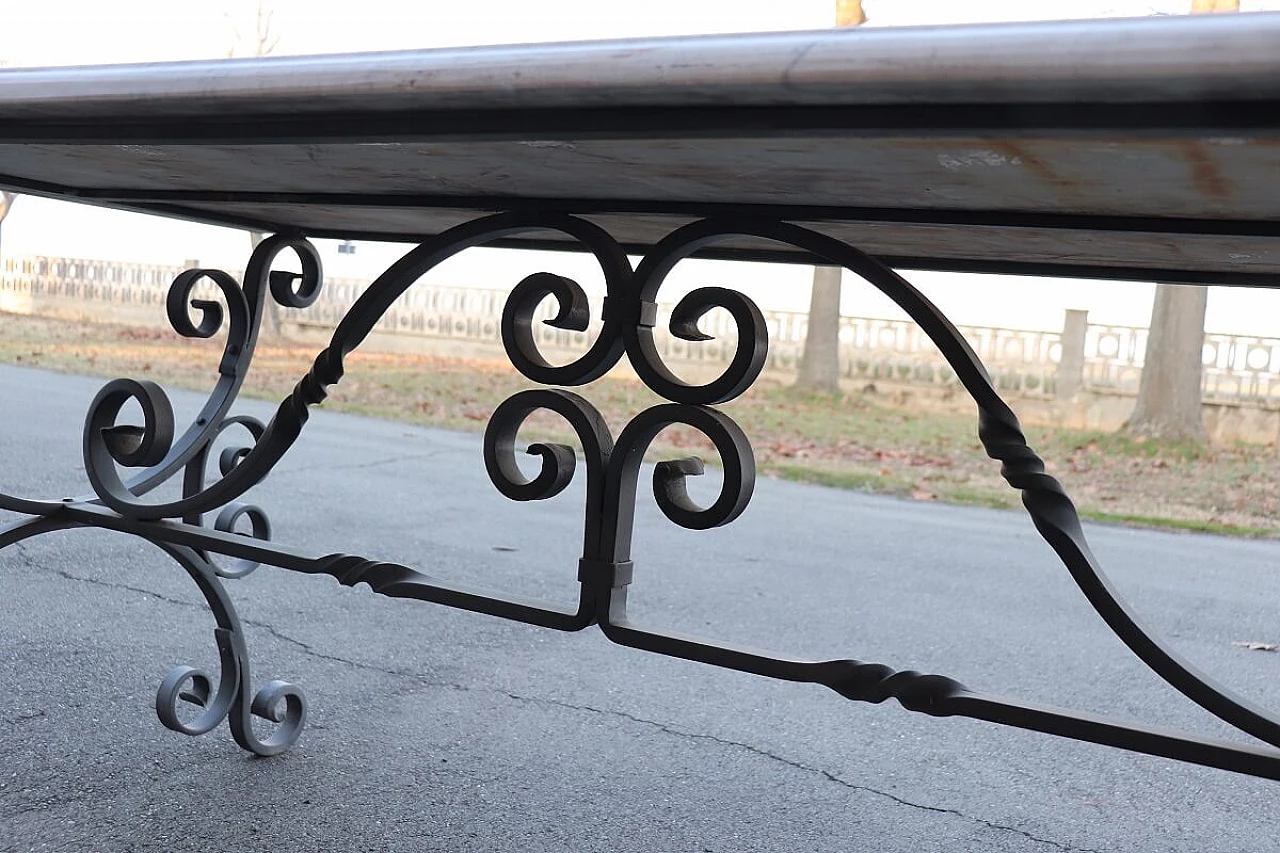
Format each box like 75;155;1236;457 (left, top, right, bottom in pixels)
0;211;1277;779
70;214;633;523
667;220;1280;742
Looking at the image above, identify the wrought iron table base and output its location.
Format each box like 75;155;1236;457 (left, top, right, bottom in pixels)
3;213;1278;780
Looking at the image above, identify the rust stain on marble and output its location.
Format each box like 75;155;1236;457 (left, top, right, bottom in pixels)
1179;140;1233;200
988;140;1086;207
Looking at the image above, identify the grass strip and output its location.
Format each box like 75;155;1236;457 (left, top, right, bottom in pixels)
0;312;1273;538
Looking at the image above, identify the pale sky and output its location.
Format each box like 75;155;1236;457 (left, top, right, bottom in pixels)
3;0;1280;335
6;0;1280;64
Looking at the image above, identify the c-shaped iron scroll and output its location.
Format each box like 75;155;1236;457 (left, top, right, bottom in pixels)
484;389;754;613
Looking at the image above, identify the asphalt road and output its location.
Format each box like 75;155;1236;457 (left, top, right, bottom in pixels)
2;364;1278;852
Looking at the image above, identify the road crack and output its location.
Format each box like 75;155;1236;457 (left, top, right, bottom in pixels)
10;542;423;680
236;617;419;677
267;449;452;479
15;545;1100;851
482;691;1102;853
4;709;46;726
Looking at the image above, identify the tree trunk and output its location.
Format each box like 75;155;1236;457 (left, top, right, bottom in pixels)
795;266;842;393
1125;284;1207;442
794;0;864;392
1122;0;1234;443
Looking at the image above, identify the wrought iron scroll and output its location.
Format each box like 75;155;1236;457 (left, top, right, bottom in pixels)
2;213;1278;780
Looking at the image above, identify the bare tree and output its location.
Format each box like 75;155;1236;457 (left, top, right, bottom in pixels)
1123;0;1237;442
227;1;280;58
795;1;866;392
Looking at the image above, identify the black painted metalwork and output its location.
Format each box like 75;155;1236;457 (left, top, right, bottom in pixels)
2;211;1279;779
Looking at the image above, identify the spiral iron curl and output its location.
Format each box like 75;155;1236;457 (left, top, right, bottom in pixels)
499;238;770;406
484;390;754;580
81;236;323;520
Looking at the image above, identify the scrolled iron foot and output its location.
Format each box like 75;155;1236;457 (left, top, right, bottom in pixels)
154;543;306;756
156;635;306;757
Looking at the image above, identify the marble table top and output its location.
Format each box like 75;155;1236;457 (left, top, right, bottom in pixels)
1;13;1278;283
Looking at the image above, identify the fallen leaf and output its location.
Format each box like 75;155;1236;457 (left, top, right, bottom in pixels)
911;490;937;501
1231;641;1279;652
492;545;518;552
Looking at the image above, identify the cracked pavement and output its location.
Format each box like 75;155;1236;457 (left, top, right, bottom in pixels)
2;365;1278;852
